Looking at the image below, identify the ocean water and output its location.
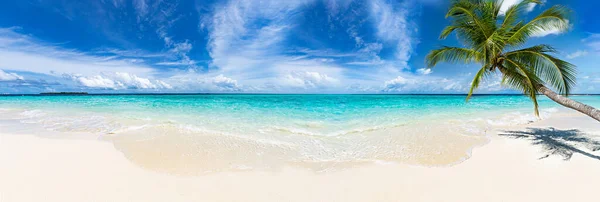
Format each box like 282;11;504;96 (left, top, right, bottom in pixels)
1;94;599;174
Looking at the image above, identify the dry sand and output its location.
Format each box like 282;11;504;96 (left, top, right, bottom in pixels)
1;113;599;202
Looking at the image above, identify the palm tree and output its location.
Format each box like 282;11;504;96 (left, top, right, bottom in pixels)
426;0;600;122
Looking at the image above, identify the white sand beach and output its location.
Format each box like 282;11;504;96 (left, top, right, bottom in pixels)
1;111;599;202
1;0;599;200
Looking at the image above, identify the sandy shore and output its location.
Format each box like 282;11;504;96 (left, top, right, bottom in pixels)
1;113;599;202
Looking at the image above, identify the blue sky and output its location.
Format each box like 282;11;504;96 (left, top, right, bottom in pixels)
0;0;599;94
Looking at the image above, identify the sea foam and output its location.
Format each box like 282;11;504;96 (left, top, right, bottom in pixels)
0;95;597;174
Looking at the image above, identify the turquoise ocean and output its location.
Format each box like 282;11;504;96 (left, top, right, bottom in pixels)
1;95;599;173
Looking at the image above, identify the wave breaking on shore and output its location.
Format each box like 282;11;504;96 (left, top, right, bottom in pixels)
0;106;560;174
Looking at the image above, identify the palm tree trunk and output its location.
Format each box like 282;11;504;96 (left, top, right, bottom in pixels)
537;85;600;122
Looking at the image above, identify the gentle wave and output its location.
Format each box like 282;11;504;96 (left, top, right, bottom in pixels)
486;107;558;126
263;123;406;137
0;95;575;174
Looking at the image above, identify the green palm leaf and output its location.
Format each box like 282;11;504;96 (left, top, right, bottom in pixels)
426;0;577;118
426;47;483;67
506;5;571;47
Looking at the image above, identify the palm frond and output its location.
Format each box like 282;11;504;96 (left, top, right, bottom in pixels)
447;0;491;40
439;25;461;39
506;45;577;95
500;0;542;30
426;47;483;67
502;58;543;116
466;66;489;101
428;0;576;117
506;5;571;47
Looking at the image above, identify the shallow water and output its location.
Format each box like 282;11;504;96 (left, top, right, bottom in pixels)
1;94;599;174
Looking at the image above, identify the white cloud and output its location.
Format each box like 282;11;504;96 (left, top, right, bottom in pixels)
0;69;24;81
499;0;521;14
566;50;588;59
170;41;193;53
370;0;415;68
3;1;534;93
499;0;545;15
324;0;353;17
159;71;244;92
346;43;384;66
379;71;509;94
114;72;170;89
324;0;384;64
131;0;194;68
212;74;240;91
0;27;156;77
0;27;199;92
283;71;339;89
359;43;383;54
70;75;119;89
530;20;569;38
382;75;466;93
479;73;504;92
199;0;426;92
204;0;350;89
207;0;292;59
163;41;197;67
0;50;152;75
384;76;409;88
133;0;149;21
583;34;600;52
498;0;567;38
417;68;432;75
94;48;170;59
64;72;172;90
296;48;361;59
346;60;385;66
155;61;198;66
206;0;307;71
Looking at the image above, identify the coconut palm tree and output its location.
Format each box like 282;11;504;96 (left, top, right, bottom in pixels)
426;0;600;122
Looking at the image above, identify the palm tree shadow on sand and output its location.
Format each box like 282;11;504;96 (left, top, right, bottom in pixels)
500;128;600;161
